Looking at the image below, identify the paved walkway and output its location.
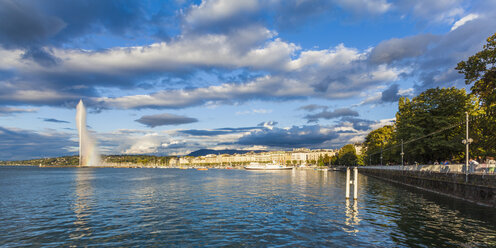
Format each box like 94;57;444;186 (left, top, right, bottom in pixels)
362;164;496;175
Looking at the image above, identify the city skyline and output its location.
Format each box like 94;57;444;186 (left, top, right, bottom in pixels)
1;0;495;160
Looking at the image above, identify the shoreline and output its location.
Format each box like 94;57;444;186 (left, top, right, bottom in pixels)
1;164;329;170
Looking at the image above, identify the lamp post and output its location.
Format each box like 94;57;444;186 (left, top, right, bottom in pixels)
380;145;383;166
462;112;473;183
401;139;404;166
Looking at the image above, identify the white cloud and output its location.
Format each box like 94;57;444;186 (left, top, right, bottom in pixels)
369;118;395;130
451;13;480;31
0;107;37;116
89;40;403;110
123;134;162;154
11;26;291;77
334;0;392;15
184;0;260;28
236;108;273;115
399;0;464;23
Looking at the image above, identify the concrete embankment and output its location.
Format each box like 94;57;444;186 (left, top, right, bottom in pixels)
360;165;496;207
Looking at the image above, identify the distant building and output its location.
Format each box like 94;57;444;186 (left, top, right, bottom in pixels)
178;148;337;166
354;144;363;155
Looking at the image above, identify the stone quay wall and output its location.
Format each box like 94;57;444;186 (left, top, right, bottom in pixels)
359;165;496;207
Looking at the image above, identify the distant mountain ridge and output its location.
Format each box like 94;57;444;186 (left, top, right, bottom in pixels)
187;149;266;157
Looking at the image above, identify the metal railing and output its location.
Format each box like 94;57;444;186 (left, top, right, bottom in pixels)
363;163;496;175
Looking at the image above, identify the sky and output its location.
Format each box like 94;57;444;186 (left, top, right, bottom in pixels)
0;0;495;160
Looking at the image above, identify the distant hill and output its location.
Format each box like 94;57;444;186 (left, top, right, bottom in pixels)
187;149;266;157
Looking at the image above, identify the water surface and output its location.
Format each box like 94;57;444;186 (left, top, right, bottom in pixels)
0;166;495;247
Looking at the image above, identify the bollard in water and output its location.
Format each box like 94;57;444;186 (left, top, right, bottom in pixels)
353;167;358;200
346;167;350;199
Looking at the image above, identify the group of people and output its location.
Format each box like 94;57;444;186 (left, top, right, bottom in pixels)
467;157;496;173
432;157;496;174
433;160;451;165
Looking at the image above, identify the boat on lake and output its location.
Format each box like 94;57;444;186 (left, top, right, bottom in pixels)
244;162;293;170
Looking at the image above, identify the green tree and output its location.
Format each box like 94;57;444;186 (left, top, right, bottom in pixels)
364;125;395;165
337;144;358;166
395;87;477;163
330;155;337;166
456;33;496;110
317;155;324;166
322;154;330;166
456;33;496;158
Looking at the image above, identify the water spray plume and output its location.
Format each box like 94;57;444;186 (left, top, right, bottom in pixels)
76;100;100;166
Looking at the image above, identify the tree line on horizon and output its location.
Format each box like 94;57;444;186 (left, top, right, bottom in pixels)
0;155;178;166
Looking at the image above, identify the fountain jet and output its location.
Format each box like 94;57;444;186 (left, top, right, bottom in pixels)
76;100;100;166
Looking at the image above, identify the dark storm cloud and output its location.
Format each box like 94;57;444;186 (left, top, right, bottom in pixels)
183;0;334;35
305;108;359;123
179;126;263;136
0;82;81;107
237;125;338;148
412;13;496;91
369;8;496;92
336;130;357;134
0;0;176;107
369;34;438;64
218;127;262;132
0;0;173;49
257;121;278;127
0;0;66;48
179;129;231;136
298;104;327;112
183;0;388;35
135;113;198;128
381;84;401;103
0;126;75;160
340;117;376;131
272;0;333;30
21;47;61;67
183;6;259;35
42;118;70;124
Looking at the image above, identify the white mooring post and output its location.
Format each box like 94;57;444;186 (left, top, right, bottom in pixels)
346;167;350;199
353;167;358;200
346;167;359;199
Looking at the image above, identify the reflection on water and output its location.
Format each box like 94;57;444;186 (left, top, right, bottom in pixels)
71;169;94;240
0;167;495;247
344;199;360;233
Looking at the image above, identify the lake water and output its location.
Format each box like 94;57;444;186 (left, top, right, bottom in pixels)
0;166;495;247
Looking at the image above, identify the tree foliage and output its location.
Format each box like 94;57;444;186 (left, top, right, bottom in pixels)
364;125;395;165
397;87;477;163
456;33;496;110
363;87;478;165
335;144;358;166
456;32;496;158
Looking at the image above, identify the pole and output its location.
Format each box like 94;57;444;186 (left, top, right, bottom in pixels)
401;139;404;166
346;167;350;199
465;111;469;182
353;167;358;200
380;145;383;166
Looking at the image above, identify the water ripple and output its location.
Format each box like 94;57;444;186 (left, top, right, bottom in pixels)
0;167;495;247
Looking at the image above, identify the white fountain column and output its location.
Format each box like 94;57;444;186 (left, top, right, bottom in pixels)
76;100;100;167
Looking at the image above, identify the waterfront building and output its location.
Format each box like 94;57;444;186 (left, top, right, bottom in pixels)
178;148;337;166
